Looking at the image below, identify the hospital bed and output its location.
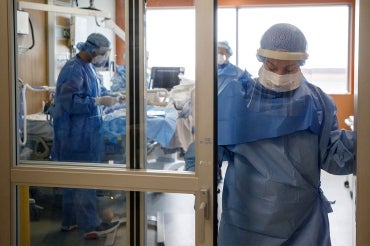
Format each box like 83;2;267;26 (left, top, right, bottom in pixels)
19;77;194;170
100;103;179;165
101;85;195;169
22;105;178;159
18;80;55;160
22;113;53;160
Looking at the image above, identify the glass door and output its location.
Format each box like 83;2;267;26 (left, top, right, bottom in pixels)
11;0;216;245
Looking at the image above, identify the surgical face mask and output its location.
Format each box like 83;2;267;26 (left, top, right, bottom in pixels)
92;52;109;67
217;54;227;65
258;66;303;92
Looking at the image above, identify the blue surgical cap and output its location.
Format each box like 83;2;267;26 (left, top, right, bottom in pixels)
257;23;308;65
76;33;111;54
218;41;233;56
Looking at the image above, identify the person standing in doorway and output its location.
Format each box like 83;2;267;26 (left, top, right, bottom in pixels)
217;23;355;245
51;33;120;239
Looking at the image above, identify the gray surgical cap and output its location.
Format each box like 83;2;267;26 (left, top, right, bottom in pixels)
256;23;308;65
76;33;111;54
218;41;233;56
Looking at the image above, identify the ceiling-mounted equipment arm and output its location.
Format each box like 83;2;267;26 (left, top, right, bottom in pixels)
18;1;111;18
104;19;125;41
18;1;125;41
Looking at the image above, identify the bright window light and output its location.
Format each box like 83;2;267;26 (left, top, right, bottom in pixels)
146;9;196;80
147;5;350;94
217;8;237;65
235;6;350;94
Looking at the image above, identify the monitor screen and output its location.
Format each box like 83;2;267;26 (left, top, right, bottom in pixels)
150;67;185;91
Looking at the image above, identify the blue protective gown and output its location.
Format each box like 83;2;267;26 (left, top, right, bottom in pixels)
184;63;248;171
217;72;355;246
51;55;105;162
50;55;107;233
217;62;246;94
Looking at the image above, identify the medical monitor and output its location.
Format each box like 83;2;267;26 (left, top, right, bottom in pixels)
150;67;185;91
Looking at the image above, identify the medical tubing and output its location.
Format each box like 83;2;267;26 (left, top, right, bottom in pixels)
28;17;35;50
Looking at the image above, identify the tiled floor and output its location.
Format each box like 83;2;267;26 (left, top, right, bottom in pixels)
321;171;355;246
30;191;195;246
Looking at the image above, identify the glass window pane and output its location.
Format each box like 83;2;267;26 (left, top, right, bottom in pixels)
17;1;127;165
217;5;355;245
23;186;195;245
145;7;195;172
237;5;350;94
26;186;126;244
146;9;195;80
146;192;195;245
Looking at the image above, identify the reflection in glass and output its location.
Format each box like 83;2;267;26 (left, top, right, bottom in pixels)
28;186;126;245
26;187;194;245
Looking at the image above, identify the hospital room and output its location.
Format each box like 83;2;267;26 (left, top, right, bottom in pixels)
2;0;366;245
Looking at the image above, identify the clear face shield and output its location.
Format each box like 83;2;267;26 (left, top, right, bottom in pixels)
92;47;111;67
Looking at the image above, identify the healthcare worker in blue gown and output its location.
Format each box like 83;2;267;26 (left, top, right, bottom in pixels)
184;41;250;172
50;33;120;239
217;41;247;94
217;23;355;246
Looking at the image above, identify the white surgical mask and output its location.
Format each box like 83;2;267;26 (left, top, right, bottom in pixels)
92;52;109;67
217;54;227;65
258;66;303;92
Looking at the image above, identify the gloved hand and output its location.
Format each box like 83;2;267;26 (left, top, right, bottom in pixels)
118;93;126;103
95;96;118;107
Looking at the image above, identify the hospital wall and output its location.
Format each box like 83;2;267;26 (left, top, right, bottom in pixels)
18;0;49;115
19;0;119;115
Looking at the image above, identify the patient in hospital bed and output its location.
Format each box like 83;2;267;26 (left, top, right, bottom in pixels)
95;71;194;168
101;73;194;166
21;63;193;168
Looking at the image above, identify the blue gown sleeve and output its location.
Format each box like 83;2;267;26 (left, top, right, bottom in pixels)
58;65;96;115
217;145;234;182
314;86;356;175
321;129;356;175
